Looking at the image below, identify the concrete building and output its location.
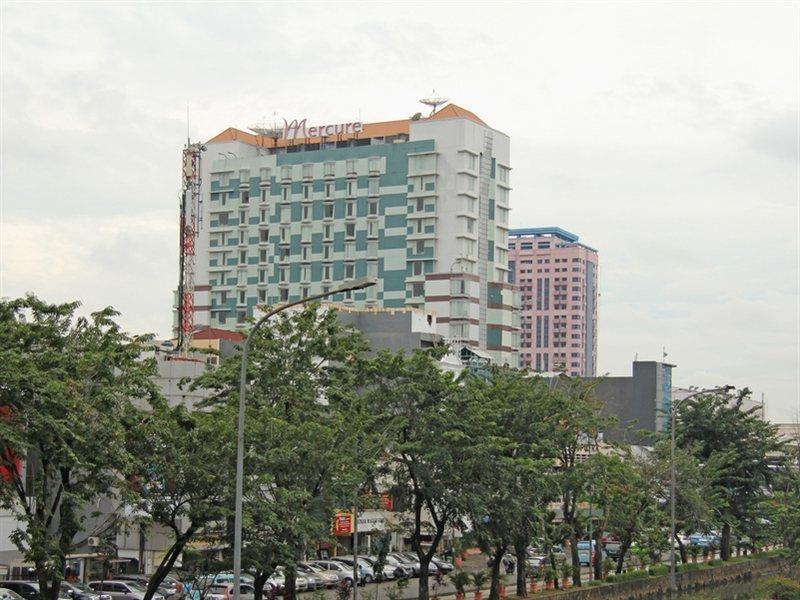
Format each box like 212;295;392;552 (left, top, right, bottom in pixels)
508;227;598;376
548;360;675;444
184;103;519;365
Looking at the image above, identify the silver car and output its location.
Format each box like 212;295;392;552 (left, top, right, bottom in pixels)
310;561;358;585
88;581;164;600
204;584;254;600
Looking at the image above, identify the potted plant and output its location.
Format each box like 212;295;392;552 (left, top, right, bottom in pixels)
543;568;555;591
560;563;572;589
471;571;488;600
528;570;540;593
449;571;470;600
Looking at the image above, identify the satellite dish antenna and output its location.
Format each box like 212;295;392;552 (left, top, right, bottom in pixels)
419;90;448;115
248;112;283;142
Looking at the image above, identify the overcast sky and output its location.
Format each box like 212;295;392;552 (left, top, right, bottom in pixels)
1;1;798;421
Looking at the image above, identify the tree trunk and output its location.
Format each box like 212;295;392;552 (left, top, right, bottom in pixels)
144;528;196;600
513;543;527;598
283;565;297;600
615;539;631;574
676;536;687;565
721;523;732;561
592;530;602;581
418;560;430;600
488;546;505;600
568;532;581;587
253;572;269;600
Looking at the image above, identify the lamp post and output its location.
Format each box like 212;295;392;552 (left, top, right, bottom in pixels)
232;277;377;600
668;385;733;599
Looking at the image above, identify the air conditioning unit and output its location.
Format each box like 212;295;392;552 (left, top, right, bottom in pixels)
87;537;100;548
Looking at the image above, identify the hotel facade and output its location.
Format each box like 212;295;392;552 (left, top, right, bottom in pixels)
186;104;520;365
509;227;598;376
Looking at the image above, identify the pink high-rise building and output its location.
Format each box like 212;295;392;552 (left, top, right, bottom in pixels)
509;227;598;376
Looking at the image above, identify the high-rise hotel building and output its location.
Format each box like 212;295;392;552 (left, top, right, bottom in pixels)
509;227;598;376
188;104;520;365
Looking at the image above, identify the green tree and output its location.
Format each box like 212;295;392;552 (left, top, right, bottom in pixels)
369;349;480;600
674;389;785;560
461;369;557;600
547;377;613;586
0;296;156;600
194;304;376;600
126;403;233;600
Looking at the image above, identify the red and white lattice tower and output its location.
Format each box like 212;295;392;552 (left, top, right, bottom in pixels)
178;141;204;352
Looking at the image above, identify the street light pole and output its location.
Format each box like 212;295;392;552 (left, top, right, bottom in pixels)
232;277;376;600
668;385;733;600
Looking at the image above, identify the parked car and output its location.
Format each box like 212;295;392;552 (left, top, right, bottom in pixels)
114;575;179;600
0;588;26;600
332;557;376;583
88;582;164;600
359;557;397;581
298;563;339;588
576;541;605;566
2;582;71;600
60;581;110;600
602;540;622;560
688;533;720;548
380;555;413;579
310;560;359;585
204;584;254;600
293;565;325;591
430;557;454;574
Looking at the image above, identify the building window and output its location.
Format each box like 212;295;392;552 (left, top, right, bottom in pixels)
260;229;269;243
346;200;355;217
368;178;379;195
323;264;332;280
368;220;378;238
302;164;313;179
259;249;267;262
218;212;229;226
345;223;356;238
260;188;269;203
324;224;333;240
368;199;378;215
347;180;356;196
324;203;334;219
415;197;424;212
239;250;247;264
241;190;249;205
303;184;312;200
416;240;425;254
325;183;333;198
281;186;290;202
368;157;381;172
412;282;424;297
346;159;356;174
345;263;355;279
280;288;289;301
323;244;332;259
324;162;335;176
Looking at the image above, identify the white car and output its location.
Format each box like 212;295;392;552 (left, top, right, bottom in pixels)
88;582;164;600
204;585;254;600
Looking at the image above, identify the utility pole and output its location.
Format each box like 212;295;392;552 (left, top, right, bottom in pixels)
353;494;359;600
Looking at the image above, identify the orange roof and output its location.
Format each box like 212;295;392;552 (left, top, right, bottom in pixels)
206;104;488;147
192;327;244;342
426;103;488;126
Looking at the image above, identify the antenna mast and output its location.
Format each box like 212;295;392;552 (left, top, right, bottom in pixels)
178;140;205;352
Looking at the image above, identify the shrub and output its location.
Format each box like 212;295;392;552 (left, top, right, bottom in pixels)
707;559;723;567
758;576;800;600
677;563;702;573
604;574;616;583
648;565;669;576
613;570;649;583
587;580;603;587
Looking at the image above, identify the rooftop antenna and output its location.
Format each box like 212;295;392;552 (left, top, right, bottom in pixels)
419;90;448;116
248;112;284;147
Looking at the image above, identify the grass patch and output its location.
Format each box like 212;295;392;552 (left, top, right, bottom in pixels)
757;576;800;600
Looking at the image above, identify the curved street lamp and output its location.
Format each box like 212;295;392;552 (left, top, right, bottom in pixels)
232;277;377;600
668;384;734;599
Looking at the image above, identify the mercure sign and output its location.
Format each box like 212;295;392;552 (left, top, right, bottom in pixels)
283;118;363;140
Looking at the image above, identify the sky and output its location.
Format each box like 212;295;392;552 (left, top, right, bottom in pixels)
1;1;798;422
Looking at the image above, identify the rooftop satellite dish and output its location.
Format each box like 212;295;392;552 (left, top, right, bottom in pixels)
419;90;448;115
248;112;283;140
